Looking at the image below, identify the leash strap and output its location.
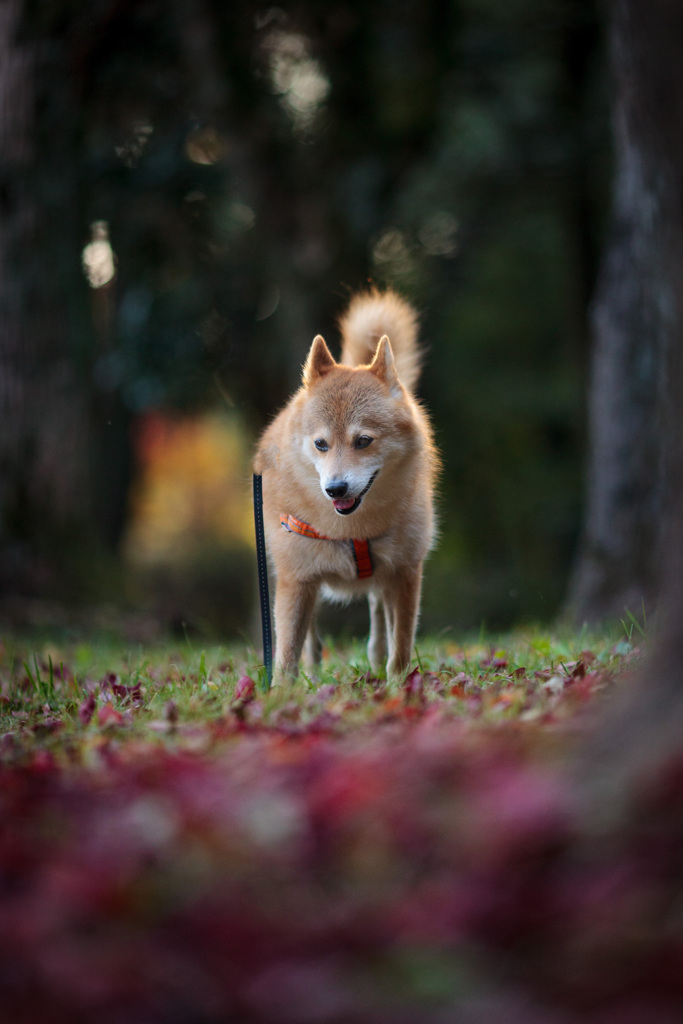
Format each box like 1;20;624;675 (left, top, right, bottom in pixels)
253;474;272;689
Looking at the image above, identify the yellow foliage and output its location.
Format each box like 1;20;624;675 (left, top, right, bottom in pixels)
124;411;253;565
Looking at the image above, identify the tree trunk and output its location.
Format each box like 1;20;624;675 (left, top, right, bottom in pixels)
567;0;683;624
0;0;94;600
576;0;683;809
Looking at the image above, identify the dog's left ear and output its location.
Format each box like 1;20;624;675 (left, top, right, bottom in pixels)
303;335;336;386
369;336;402;397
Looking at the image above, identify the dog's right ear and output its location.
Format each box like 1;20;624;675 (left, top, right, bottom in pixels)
303;335;336;386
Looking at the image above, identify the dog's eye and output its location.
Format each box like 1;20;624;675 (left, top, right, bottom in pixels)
355;435;373;449
314;438;329;452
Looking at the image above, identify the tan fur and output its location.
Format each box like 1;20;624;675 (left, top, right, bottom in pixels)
254;289;438;683
339;287;422;391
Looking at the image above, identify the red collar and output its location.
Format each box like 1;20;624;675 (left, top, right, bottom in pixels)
280;513;373;579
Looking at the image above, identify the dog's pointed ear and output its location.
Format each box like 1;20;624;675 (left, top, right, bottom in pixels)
303;335;336;386
369;335;402;396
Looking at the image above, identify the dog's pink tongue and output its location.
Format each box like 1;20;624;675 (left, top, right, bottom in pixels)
333;496;356;511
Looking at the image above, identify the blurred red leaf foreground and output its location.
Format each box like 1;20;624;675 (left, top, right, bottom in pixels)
2;650;683;1023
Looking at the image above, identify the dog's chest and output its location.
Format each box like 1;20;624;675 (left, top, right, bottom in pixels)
282;528;402;588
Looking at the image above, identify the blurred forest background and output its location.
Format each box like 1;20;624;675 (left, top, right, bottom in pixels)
1;0;657;641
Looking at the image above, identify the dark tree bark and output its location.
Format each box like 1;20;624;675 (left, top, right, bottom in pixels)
0;0;94;598
567;0;683;624
575;0;683;811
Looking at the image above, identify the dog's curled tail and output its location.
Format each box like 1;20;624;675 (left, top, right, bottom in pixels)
339;288;422;391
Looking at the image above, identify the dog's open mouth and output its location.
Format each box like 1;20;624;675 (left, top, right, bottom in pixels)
332;471;378;516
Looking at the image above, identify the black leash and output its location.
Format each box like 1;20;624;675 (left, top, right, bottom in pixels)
252;474;273;689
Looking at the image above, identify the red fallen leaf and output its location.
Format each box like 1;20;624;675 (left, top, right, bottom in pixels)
466;765;572;867
450;683;466;698
466;695;483;714
30;749;57;772
231;676;257;720
308;710;341;733
97;704;124;728
110;680;143;705
403;668;425;705
567;673;607;702
566;679;595;702
234;676;256;702
310;760;387;823
32;716;63;735
0;733;16;754
272;702;302;726
423;671;444;694
449;671;475;690
245;700;264;723
482;650;509;670
78;692;97;725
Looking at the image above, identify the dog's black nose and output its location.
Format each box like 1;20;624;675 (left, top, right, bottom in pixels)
325;480;348;498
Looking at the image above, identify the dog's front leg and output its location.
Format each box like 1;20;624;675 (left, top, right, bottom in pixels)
384;566;423;678
303;600;322;670
367;591;387;671
273;579;318;683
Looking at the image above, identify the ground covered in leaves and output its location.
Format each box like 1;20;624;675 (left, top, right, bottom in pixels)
2;629;683;1023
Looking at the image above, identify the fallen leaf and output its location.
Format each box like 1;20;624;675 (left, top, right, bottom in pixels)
403;668;425;705
234;676;256;702
97;705;124;728
78;692;97;725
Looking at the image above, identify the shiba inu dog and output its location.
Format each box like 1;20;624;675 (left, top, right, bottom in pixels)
254;289;438;682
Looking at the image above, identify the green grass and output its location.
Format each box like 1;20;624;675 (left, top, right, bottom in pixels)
0;625;639;763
